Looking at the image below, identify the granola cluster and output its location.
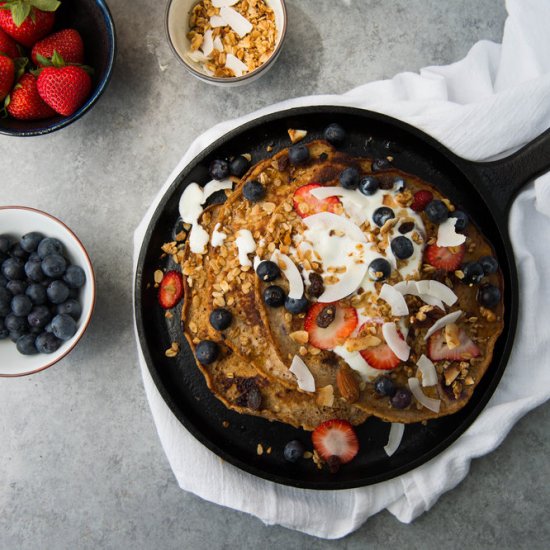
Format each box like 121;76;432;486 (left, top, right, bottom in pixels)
187;0;277;77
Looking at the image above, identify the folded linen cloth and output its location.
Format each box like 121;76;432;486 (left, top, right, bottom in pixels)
133;0;550;538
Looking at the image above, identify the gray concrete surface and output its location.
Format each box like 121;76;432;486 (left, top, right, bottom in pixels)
2;0;549;548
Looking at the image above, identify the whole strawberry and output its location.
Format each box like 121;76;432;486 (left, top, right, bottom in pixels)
32;28;84;66
6;72;55;119
0;0;60;48
0;52;14;100
0;26;18;57
36;52;92;116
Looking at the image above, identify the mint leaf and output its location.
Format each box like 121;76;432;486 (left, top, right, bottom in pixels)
30;0;61;12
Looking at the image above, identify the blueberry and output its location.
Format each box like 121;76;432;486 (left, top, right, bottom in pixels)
242;180;266;203
390;236;414;260
478;284;501;308
209;159;230;180
50;313;77;341
256;260;280;282
391;388;412;409
0;234;12;255
9;330;28;343
35;332;62;354
323;123;346;145
68;287;79;299
20;232;44;253
41;254;67;278
0;274;6;287
10;243;29;260
450;210;469;232
46;281;70;304
28;305;52;329
398;221;415;234
368;258;392;282
11;294;32;317
2;257;25;280
0;317;8;339
230;155;250;177
16;334;38;355
6;279;27;296
339;167;360;190
372;158;391;171
63;265;86;289
425;200;449;224
0;286;12;316
37;237;63;259
56;299;82;320
288;144;310;165
359;176;379;196
26;283;47;305
479;255;498;275
44;322;53;333
5;312;27;333
374;376;396;397
461;262;485;285
209;308;232;330
25;257;45;282
263;285;285;307
195;340;219;365
372;207;395;227
284;296;309;314
283;440;305;463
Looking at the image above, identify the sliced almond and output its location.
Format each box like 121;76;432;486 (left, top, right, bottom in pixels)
316;385;334;407
445;323;460;349
444;365;460;386
289;330;309;345
336;364;360;403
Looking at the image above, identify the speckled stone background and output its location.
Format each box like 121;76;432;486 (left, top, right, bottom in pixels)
2;1;550;548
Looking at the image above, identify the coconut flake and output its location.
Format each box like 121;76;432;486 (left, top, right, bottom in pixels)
209;14;227;27
393;280;445;311
235;229;256;267
416;354;438;387
212;0;238;7
186;50;209;63
382;322;410;361
384;423;405;457
426;280;458;306
219;6;253;37
424;310;463;340
379;284;409;317
213;35;224;51
302;212;367;243
271;250;304;299
225;53;248;77
201;29;214;57
408;377;441;413
437;217;466;247
203;178;233;201
290;355;315;392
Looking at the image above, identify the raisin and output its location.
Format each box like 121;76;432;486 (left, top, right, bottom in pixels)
308;272;324;298
246;385;262;410
316;305;336;328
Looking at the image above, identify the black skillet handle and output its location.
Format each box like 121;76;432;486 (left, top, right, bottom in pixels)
456;127;550;221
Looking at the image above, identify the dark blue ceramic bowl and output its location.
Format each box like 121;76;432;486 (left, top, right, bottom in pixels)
0;0;116;137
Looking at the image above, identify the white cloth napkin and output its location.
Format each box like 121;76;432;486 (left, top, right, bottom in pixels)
133;0;550;538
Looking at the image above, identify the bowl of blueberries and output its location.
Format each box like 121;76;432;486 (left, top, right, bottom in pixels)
0;206;95;376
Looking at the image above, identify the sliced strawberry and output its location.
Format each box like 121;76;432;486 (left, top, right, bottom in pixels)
411;190;433;212
293;183;341;218
312;419;359;464
427;328;481;361
424;243;465;272
158;270;183;309
361;344;400;370
304;302;357;350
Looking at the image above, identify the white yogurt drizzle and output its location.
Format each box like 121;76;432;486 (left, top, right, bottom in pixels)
235;229;256;267
332;345;381;382
211;223;227;247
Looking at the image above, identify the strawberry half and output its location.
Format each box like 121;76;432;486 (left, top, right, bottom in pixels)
293;183;341;218
357;321;401;370
158;271;184;309
0;27;19;58
304;302;357;350
32;29;84;66
424;243;465;272
312;419;359;465
6;72;55;120
411;190;433;212
0;1;59;48
0;52;14;100
427;328;480;361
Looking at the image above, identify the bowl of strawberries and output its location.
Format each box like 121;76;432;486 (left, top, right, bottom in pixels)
0;0;116;136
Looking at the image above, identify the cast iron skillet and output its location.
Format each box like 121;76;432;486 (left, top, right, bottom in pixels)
135;106;550;490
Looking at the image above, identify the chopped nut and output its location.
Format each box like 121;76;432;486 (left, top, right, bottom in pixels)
288;128;307;143
336;365;360;403
444;365;460;386
445;323;460;349
344;335;381;352
464;376;475;386
316;385;334;407
289;330;309;344
479;306;497;322
257;443;264;455
154;269;164;284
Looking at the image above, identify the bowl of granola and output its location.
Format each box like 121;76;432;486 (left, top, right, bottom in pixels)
166;0;287;86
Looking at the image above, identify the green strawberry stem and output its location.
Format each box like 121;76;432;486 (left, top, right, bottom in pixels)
1;0;61;27
13;56;28;81
35;51;94;76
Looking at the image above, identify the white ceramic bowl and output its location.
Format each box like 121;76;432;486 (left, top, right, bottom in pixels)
0;206;96;377
166;0;287;86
